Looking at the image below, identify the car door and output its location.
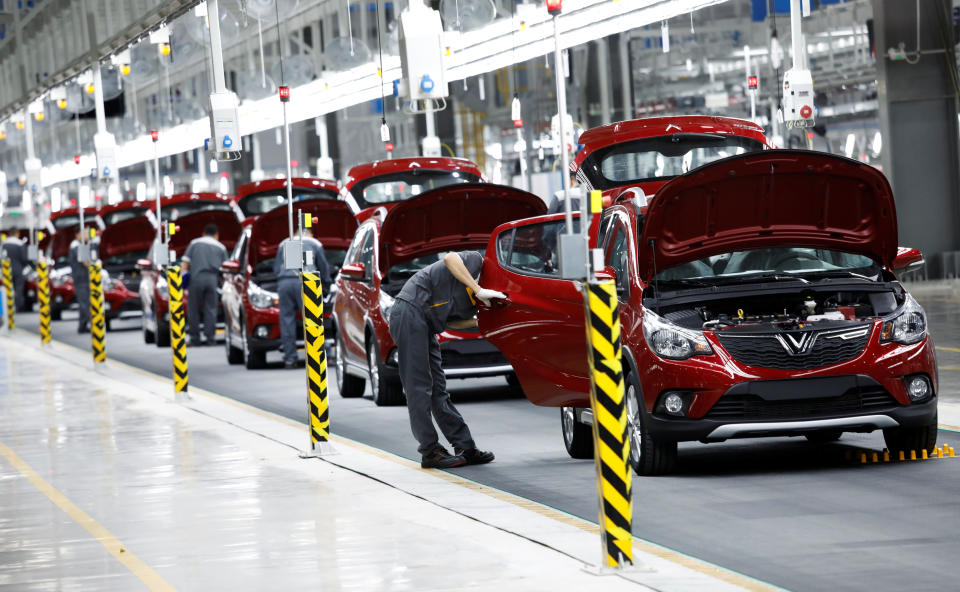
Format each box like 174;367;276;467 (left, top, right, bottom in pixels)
337;226;373;363
222;230;247;338
477;216;591;408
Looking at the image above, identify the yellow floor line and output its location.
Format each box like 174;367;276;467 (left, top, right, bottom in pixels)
936;346;960;353
916;297;960;304
0;440;176;591
939;366;960;371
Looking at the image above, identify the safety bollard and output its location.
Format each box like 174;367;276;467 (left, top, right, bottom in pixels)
583;279;633;569
89;262;106;364
37;259;51;344
167;266;189;401
2;258;14;330
299;271;333;457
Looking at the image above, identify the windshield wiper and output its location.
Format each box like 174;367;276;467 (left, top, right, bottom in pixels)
655;277;714;288
792;269;877;281
717;272;811;285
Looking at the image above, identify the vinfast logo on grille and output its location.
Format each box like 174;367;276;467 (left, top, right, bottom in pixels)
776;332;816;356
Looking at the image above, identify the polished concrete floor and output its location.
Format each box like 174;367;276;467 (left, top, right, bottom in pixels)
10;280;960;592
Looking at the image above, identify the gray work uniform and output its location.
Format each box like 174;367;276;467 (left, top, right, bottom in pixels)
2;236;28;310
273;237;331;363
182;235;228;344
68;239;90;329
388;250;483;455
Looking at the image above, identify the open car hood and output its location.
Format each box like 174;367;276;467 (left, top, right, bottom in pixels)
638;150;899;281
249;199;357;266
170;210;243;257
99;217;155;260
378;183;546;273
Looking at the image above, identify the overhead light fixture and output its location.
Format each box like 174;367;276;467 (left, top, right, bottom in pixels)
661;20;670;53
844;133;856;158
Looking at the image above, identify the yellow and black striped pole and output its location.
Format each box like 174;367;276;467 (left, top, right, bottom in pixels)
37;259;51;344
2;258;14;330
584;279;633;568
167;266;189;401
89;262;106;364
300;271;332;457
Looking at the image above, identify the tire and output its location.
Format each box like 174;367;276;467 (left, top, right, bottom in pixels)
224;320;243;365
143;321;155;344
561;406;594;459
367;338;404;406
335;331;365;398
506;372;525;396
51;306;62;321
883;414;938;455
804;431;842;444
241;317;266;369
626;372;677;475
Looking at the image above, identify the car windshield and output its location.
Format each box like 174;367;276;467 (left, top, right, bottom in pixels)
238;188;337;217
163;201;233;221
101;207;149;226
349;170;481;210
653;247;881;285
52;215;80;228
584;133;765;190
102;249;148;268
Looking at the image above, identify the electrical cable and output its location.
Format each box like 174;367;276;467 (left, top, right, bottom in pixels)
375;0;387;130
902;0;921;65
273;0;285;86
769;0;783;116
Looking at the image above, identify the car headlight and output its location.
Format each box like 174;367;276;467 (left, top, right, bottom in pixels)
642;308;713;360
157;275;169;299
248;282;278;310
51;270;68;288
379;290;395;319
880;295;927;345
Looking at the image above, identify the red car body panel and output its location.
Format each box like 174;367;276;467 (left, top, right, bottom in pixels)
479;150;937;447
235;178;339;219
333;184;546;389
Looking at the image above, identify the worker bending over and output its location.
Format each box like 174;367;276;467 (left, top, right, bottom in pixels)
274;228;331;369
2;233;28;312
182;224;228;346
388;251;503;469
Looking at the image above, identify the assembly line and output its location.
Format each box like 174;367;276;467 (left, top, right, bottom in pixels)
3;0;960;590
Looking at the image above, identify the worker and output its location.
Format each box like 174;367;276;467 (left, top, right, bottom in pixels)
388;251;503;469
1;233;28;312
274;227;331;369
182;224;228;346
68;227;92;334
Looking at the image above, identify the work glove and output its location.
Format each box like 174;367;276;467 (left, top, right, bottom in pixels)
475;288;507;307
181;271;190;288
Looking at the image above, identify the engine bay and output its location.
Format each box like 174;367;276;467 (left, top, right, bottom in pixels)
660;289;902;331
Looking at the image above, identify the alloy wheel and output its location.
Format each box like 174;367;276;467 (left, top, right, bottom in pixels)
336;334;347;391
562;407;576;445
367;342;380;397
626;384;642;465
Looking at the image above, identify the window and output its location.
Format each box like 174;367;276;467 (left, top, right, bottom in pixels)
497;219;580;278
357;229;375;273
232;231;247;265
349;170;481;210
653;247;881;284
343;228;367;266
605;225;629;297
237;188;337;217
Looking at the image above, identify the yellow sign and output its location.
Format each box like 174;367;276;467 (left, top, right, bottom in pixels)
590;190;603;214
303;213;312;229
168;222;176;236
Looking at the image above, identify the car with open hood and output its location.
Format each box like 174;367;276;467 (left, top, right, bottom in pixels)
478;150;938;475
137;208;243;346
235;177;340;219
340;157;485;221
44;210;102;320
220;198;357;369
333;183;546;406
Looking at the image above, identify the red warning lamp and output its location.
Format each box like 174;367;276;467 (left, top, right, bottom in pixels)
546;0;562;15
278;86;291;102
291;160;299;168
385;142;395;152
150;130;159;142
513;118;524;128
74;154;81;165
747;75;758;90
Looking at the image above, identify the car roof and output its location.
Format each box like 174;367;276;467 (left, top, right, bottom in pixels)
342;157;483;189
235;177;339;199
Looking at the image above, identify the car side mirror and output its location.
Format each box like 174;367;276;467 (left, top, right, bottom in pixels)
892;248;925;274
341;263;367;281
136;258;154;271
220;260;241;274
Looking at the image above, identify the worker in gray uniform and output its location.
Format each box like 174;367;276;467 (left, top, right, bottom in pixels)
68;227;92;333
274;227;331;369
181;224;228;346
1;233;28;311
388;251;503;469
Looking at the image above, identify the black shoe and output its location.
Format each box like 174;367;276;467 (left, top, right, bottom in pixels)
421;447;467;469
456;448;495;465
283;360;298;369
77;325;89;334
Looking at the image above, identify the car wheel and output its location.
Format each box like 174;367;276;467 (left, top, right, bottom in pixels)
626;372;677;476
224;320;243;365
143;320;155;344
506;372;525;397
335;331;365;398
242;317;266;369
883;413;938;455
51;306;62;321
804;431;842;444
367;338;404;406
561;406;594;459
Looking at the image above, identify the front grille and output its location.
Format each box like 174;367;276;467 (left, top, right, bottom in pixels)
705;387;899;420
716;325;871;370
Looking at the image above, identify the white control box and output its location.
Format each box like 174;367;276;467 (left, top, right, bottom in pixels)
782;68;815;129
0;171;7;206
94;132;118;180
208;91;243;161
399;3;448;101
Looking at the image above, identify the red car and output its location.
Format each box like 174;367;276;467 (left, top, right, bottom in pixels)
332;183;545;406
340;157;485;221
98;193;238;327
221;197;357;369
478;150;938;475
137;208;243;346
235;177;340;219
44;209;103;320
